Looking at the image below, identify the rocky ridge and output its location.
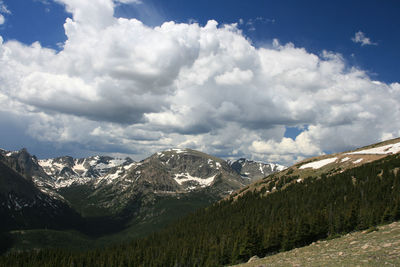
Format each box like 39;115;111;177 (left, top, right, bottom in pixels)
228;158;286;182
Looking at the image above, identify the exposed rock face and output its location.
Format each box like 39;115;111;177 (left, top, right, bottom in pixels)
228;158;286;182
0;148;52;183
83;149;247;214
0;153;81;231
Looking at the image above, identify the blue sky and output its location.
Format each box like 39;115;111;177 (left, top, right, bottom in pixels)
0;0;399;164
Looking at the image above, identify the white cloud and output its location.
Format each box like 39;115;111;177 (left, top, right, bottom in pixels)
0;1;10;14
0;1;399;165
0;14;4;25
215;68;253;85
352;31;377;46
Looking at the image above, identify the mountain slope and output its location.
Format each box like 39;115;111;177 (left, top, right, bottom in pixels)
46;148;248;218
0;154;81;232
236;221;400;267
231;137;400;200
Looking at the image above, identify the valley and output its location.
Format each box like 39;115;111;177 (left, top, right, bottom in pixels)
1;138;400;266
0;147;284;252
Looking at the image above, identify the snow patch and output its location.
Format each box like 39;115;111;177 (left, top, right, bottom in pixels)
299;157;337;169
270;163;286;171
353;158;363;164
38;159;53;168
73;162;86;172
53;177;92;188
174;172;216;187
168;148;186;154
259;163;264;174
347;142;400;155
124;162;136;170
105;170;124;181
341;157;351;163
94;158;125;170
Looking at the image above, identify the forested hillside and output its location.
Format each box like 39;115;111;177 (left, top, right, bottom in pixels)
2;151;399;266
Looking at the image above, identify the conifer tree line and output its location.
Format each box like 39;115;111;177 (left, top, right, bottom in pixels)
1;154;400;266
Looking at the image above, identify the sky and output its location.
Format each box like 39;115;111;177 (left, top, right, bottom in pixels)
0;0;399;165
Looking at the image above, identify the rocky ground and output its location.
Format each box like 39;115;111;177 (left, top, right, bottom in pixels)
235;221;400;267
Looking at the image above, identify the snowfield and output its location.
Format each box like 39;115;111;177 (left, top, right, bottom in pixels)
174;173;216;187
299;157;337;169
341;157;350;163
347;141;400;155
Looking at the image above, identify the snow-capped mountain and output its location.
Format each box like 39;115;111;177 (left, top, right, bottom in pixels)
147;148;245;193
38;156;134;188
228;158;286;182
35;149;275;195
72;148;248;215
0;147;286;238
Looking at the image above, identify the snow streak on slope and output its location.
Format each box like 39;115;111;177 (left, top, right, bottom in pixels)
96;162;138;185
174;173;216;188
299;157;337;169
347;141;400;155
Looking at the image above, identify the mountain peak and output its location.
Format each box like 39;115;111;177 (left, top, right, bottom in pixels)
228;158;286;182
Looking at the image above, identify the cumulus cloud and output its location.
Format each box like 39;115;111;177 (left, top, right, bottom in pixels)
215;68;254;85
352;31;377;46
0;0;399;164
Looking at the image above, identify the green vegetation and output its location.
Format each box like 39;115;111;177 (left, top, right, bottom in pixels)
4;190;219;253
236;221;400;267
1;153;400;266
7;229;93;252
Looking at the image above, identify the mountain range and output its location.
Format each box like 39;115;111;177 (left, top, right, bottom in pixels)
1;138;400;266
0;147;285;246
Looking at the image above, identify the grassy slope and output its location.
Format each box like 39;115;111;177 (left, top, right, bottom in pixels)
235;221;400;267
231;137;400;200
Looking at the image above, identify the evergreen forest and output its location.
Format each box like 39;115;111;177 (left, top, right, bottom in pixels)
1;153;400;266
